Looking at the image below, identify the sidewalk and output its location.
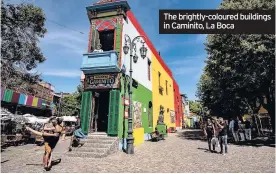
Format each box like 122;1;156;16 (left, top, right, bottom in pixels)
54;137;71;154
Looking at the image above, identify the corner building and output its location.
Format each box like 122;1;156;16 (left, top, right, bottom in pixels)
80;0;183;150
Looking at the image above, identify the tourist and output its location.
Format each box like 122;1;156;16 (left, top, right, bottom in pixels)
203;118;216;152
25;117;63;171
76;115;81;129
216;117;228;155
229;117;239;142
244;118;252;140
238;119;245;141
69;116;86;151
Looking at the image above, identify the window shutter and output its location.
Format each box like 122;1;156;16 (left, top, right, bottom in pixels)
80;91;92;134
108;90;120;135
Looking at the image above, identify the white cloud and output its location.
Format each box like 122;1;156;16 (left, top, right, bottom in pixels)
41;69;81;78
40;30;88;55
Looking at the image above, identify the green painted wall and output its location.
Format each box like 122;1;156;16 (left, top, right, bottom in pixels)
118;75;153;140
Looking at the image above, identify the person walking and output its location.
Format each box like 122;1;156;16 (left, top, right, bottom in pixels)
238;119;245;141
244;118;252;140
229;117;239;142
203;118;216;152
216;117;228;155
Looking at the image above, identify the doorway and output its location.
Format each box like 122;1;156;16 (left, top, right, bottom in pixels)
93;91;110;132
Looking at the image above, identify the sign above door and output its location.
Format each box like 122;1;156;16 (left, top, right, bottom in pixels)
84;73;120;90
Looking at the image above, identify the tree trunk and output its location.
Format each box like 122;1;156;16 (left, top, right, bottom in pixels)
253;114;261;136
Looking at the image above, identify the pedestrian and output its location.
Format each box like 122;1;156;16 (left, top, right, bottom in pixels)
203;118;216;152
229;117;239;142
216;117;228;155
238;119;245;141
76;115;81;129
69;115;86;151
25;117;63;171
244;118;252;140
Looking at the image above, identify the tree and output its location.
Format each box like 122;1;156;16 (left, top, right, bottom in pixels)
60;94;79;116
74;84;83;106
59;84;83;116
197;0;275;131
1;1;47;93
189;100;202;115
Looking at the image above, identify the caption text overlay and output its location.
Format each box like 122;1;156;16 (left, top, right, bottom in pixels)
159;10;275;34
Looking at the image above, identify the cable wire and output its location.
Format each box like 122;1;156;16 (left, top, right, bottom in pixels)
47;19;85;35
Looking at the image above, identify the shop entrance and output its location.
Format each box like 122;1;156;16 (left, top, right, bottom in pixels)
91;90;110;132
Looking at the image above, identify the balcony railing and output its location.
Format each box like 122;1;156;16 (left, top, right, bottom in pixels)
80;50;120;74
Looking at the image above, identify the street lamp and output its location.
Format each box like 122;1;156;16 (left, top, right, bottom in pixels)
123;34;147;154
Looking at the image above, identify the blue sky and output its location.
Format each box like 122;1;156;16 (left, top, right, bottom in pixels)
8;0;222;100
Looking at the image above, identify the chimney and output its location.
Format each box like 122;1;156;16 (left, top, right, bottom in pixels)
158;51;160;55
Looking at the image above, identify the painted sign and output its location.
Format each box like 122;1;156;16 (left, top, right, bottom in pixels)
133;101;142;129
170;110;176;123
84;73;120;89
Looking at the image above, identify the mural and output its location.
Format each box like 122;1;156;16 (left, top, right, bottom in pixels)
84;73;120;89
170;110;175;123
133;101;142;129
157;106;165;124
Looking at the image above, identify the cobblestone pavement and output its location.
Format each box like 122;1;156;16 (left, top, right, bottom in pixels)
1;130;275;173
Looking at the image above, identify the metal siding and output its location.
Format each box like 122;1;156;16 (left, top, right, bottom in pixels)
3;89;13;102
11;92;20;103
19;94;26;105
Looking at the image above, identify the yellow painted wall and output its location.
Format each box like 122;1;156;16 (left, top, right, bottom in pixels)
151;53;175;129
133;128;144;146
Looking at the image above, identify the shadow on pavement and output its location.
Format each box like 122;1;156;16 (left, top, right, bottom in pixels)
236;137;275;148
177;129;206;141
177;129;275;148
197;147;209;153
26;158;61;166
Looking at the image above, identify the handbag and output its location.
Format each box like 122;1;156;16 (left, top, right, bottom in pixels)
211;137;220;148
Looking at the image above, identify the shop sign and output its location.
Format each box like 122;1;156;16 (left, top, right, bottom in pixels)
84;73;120;89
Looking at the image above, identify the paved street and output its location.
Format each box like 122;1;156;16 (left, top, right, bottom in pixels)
1;130;275;173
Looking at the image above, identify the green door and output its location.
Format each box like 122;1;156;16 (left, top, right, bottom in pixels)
80;91;92;134
107;90;120;135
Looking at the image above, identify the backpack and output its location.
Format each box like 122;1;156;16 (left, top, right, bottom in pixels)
234;120;239;131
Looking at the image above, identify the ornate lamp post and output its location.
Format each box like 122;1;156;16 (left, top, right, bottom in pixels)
123;34;147;154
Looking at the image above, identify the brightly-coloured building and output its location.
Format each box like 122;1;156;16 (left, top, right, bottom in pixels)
80;0;183;150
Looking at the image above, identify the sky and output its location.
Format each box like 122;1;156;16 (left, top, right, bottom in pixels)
7;0;222;100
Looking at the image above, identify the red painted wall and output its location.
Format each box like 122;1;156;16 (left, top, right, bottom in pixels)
173;79;183;128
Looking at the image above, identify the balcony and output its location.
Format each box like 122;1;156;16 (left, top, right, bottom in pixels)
80;50;120;74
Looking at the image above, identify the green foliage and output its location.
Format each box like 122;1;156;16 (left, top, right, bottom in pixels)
60;94;79;116
59;84;83;116
1;1;47;92
189;100;202;115
197;0;275;129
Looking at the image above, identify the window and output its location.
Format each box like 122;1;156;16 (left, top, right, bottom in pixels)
148;59;151;81
158;72;163;95
148;101;153;127
158;72;161;86
165;80;168;95
99;30;114;51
